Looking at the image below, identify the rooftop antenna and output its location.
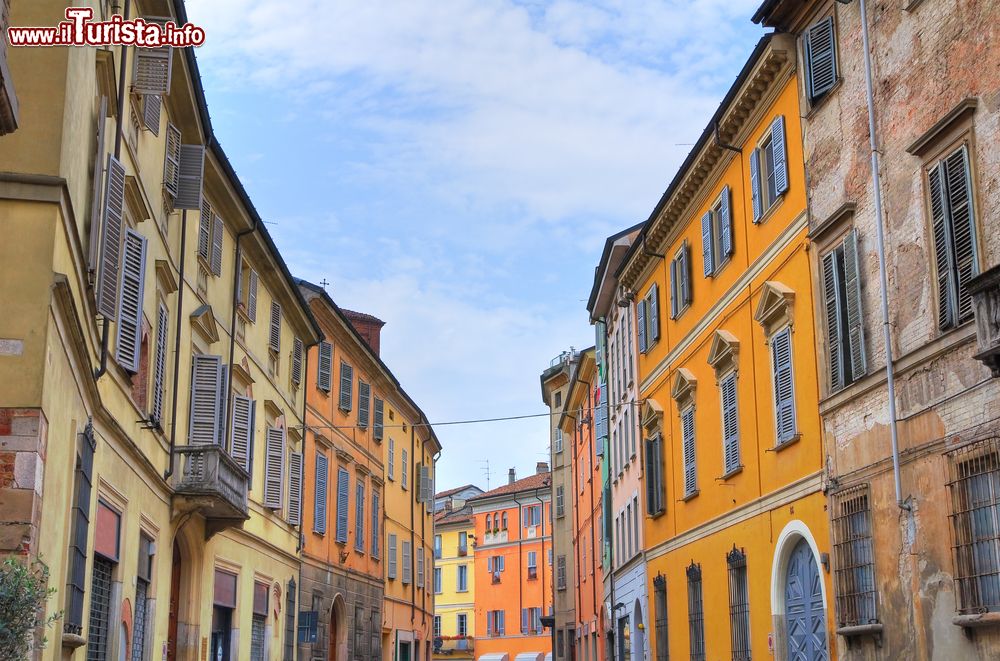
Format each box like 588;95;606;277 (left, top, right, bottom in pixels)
478;459;492;491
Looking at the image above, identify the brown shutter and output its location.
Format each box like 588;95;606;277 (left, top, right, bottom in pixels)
88;96;109;272
114;229;148;373
96;154;126;320
133;45;173;95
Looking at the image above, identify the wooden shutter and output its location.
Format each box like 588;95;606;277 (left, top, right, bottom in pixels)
750;150;762;223
358;381;371;428
719;186;733;258
637;298;647;352
771;328;797;443
163;123;181;197
269;301;282;353
669;258;679;319
371;490;380;556
115;229;147;372
355;480;365;550
701;210;714;276
373;397;384;440
198;199;212;260
680;245;692;305
417;547;424;586
133;45;172;95
387;534;397;578
771;115;788;195
317;342;333;391
217;365;228;447
142;94;160;135
649;283;660;341
721;373;739;474
843;230;867;380
175;144;205;210
822;249;845;392
291;338;303;385
188;354;221;445
88;96;109;272
522;608;528;634
402;541;412;584
556;485;564;517
151;303;168;425
944;146;978;323
339;362;354;411
288;451;303;525
314;452;329;534
805;16;837;102
388;439;395;479
96;154;126;320
247;269;258;322
336;468;349;542
229;395;253;472
682;408;696;496
210;214;224;276
263;426;285;509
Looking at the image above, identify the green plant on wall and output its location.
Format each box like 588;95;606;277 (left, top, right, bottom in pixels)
0;556;61;661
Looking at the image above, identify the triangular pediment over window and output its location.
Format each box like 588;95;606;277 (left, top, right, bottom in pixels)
642;398;664;432
190;304;220;344
707;330;740;377
671;368;697;406
754;281;795;338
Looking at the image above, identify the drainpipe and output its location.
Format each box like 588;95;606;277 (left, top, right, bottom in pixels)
295;339;317;553
226;220;260;412
857;0;909;510
94;0;131;380
410;423;416;625
163;208;188;480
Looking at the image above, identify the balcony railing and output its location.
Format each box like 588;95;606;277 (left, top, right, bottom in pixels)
172;445;249;532
434;636;474;655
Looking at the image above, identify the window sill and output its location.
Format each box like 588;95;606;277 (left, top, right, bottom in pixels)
772;434;801;452
954;612;1000;629
61;632;86;650
837;623;883;642
681;489;700;502
719;465;744;480
755;195;785;227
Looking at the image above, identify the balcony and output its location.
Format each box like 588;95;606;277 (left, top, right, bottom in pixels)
970;264;1000;377
484;530;508;544
172;445;249;536
434;636;474;656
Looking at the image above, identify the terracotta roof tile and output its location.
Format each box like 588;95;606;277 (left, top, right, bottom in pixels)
468;472;551;501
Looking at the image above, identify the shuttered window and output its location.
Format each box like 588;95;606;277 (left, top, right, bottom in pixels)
373;397;385;441
269;301;282;353
556;485;565;518
314;452;329;534
721;373;740;475
681;407;697;497
751;116;789;221
358;381;371;428
198;199;212;261
388;533;398;578
822;229;867;392
163;124;181;196
401;448;408;489
115;229;147;372
288;451;303;525
133;43;172;95
355;479;366;552
402;540;412;584
339;361;354;411
416;546;425;587
175;144;205;211
388;438;395;480
246;269;258;322
644;284;660;349
217;365;229;447
188;354;222;445
211;214;224;276
702;187;734;277
142;93;160;135
556;556;567;590
670;244;691;319
336;467;349;543
88;97;109;273
637;298;647;352
804;16;838;103
229;395;253;472
96;154;126;321
929;145;979;330
151;303;168;426
291;338;303;386
263;426;285;510
371;490;380;558
317;342;333;391
770;327;797;445
645;433;664;515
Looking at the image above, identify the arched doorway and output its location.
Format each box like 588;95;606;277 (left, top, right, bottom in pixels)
632;600;645;661
329;594;347;661
167;541;182;661
783;539;827;661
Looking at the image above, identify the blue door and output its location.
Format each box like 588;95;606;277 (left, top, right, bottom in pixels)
784;539;828;661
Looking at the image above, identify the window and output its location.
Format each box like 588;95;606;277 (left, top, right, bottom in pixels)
298;610;318;644
681;407;697;497
458;531;468;555
317;342;333;391
522;607;542;634
336;467;349;543
401;540;412;584
434;568;442;594
727;548;750;661
251;582;269;661
434;534;442;559
371;490;380;558
457;613;468;637
86;556;115;661
653;575;668;661
720;372;740;475
770;327;798;445
401;448;408;489
263;427;286;511
373;397;385;441
313;453;329;534
822;230;867;392
556;555;567;591
133;533;154;661
370;609;381;661
66;425;95;635
523;505;541;527
948;438;1000;614
687;562;706;661
669;243;692;319
487;610;505;637
831;485;877;627
457;564;468;591
238;261;259;322
198;198;224;276
527;551;538;579
928;144;979;330
556;486;565;518
488;555;504;583
417;547;425;587
554;427;564;453
637;283;661;352
750;116;788;222
554;391;562;408
115;229;147;373
701;186;733;277
804;15;838;103
339;361;354;411
501;512;508;530
269;301;282;356
355;479;366;552
434;615;442;638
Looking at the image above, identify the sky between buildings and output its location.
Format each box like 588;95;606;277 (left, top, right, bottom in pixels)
184;0;766;491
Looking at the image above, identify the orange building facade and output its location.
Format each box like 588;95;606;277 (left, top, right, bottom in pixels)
470;470;554;661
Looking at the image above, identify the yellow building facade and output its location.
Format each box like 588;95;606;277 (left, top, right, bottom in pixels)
618;34;834;661
432;491;478;661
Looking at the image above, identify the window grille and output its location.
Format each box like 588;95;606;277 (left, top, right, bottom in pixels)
250;614;266;661
285;579;297;660
86;556;114;661
133;578;149;661
947;438;1000;614
726;547;750;661
653;574;669;661
831;484;878;626
686;562;705;661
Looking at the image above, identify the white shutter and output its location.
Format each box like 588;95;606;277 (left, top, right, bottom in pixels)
210;214;224;276
188;354;222;445
96;154;126;320
229;395;253;472
142;93;160;135
291;338;303;385
198;199;212;261
247;269;258;322
314;452;329;534
269;301;282;353
263;426;285;509
163;123;181;197
133;44;173;95
151;303;168;426
175;144;205;211
317;342;333;391
115;229;147;373
288;451;303;525
771;115;788;195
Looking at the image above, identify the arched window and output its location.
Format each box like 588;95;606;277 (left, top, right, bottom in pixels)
501;513;508;530
486;514;492;531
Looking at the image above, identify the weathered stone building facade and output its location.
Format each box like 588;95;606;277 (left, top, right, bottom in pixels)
754;1;1000;659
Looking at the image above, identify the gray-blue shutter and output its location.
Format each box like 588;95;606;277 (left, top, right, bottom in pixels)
944;146;978;323
314;452;328;534
217;365;228;447
771;328;796;443
269;301;281;353
373;397;385;440
637;299;647;352
229;395;253;472
188;354;221;445
288;451;303;526
133;44;172;95
822;249;845;392
291;338;303;386
163;124;181;197
317;342;333;391
843;230;867;380
371;490;380;556
339;362;354;411
719;186;733;258
670;259;679;319
387;533;397;578
649;283;660;341
210;214;224;276
355;479;365;551
263;426;285;509
175;144;205;210
721;373;739;474
96;154;126;320
772;115;788;195
805;16;837;102
750;150;762;223
247;269;258;322
701;211;714;277
680;245;692;305
198;199;212;261
358;381;371;428
142;94;160;135
336;467;350;542
521;608;528;634
115;229;147;373
88;96;109;272
682;408;696;496
151;303;168;426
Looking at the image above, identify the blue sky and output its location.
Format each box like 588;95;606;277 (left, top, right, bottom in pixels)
184;0;766;491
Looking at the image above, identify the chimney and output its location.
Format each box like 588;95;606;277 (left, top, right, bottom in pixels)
341;309;386;356
508;468;516;485
536;461;549;475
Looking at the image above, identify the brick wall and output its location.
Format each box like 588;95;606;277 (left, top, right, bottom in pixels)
0;408;46;555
